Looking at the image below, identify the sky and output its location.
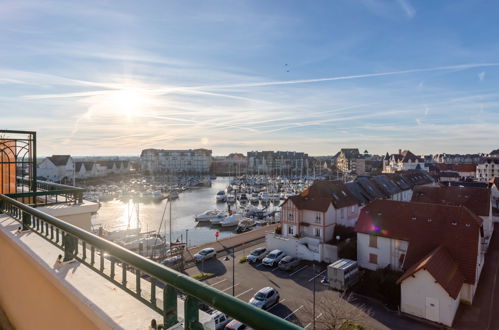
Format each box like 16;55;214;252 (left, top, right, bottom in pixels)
1;0;499;156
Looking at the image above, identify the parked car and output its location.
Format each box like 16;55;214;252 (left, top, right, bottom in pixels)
160;255;182;268
249;287;280;310
211;311;232;330
194;248;216;262
246;247;268;263
278;256;301;271
224;320;251;330
262;249;285;267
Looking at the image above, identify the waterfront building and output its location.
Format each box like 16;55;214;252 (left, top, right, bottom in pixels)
280;180;360;241
140;148;212;174
246;150;308;175
211;153;247;176
336;148;366;175
37;155;75;183
383;150;428;173
355;200;485;327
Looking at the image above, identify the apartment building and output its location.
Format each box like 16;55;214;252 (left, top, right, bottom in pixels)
140;148;212;174
246;151;308;175
383;150;428;173
336;148;366;175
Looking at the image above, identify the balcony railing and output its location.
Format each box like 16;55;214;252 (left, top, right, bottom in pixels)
0;194;301;330
6;177;85;206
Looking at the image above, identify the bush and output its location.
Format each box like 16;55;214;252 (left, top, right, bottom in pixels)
339;321;371;330
338;239;357;260
193;273;215;281
355;266;401;306
275;225;282;235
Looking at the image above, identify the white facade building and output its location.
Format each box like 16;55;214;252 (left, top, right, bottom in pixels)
280;180;360;243
355;200;485;327
37;155;74;183
476;158;499;182
140;149;212;174
383;150;428;173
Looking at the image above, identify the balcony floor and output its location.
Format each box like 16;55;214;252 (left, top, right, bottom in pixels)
0;214;209;329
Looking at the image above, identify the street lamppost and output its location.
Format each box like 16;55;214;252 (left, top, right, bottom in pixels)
224;247;236;296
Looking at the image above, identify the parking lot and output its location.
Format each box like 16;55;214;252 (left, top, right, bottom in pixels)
185;245;434;329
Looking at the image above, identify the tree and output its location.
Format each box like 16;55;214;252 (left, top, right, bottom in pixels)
304;293;373;330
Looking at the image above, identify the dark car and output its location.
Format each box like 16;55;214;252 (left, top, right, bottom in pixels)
278;256;301;271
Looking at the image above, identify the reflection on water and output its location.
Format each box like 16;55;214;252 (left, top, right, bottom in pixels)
92;177;247;247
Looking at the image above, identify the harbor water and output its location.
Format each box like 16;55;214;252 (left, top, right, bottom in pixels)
91;177;268;247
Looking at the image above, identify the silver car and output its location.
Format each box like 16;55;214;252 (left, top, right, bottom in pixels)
246;247;268;263
211;311;232;330
262;249;285;267
194;247;216;262
278;256;301;271
249;287;280;310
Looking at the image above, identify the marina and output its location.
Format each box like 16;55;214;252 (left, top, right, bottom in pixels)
89;176;312;249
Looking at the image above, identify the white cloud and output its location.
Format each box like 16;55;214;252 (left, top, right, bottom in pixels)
478;71;486;81
396;0;416;18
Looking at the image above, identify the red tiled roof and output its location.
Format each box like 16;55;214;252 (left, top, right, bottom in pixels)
454;164;477;173
397;246;465;299
411;185;491;217
355;200;482;284
285;180;359;211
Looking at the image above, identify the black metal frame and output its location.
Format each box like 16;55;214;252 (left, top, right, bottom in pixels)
0;130;37;194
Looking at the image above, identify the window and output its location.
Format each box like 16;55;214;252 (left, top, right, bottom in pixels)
351;205;355;213
315;212;321;224
369;235;378;248
314;228;321;237
369;253;378;264
341;208;345;219
288;212;294;221
288;226;294;235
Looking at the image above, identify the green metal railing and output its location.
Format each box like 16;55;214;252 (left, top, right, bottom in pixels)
0;194;302;330
6;177;85;206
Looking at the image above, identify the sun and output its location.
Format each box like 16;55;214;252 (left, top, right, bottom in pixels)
106;88;151;118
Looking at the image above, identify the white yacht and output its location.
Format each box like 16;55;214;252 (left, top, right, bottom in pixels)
216;191;227;202
210;211;229;225
220;213;249;227
195;209;220;222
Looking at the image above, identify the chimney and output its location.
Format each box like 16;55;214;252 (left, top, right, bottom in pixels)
398;149;402;155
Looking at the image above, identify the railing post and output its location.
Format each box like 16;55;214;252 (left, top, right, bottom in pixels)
122;263;128;286
136;269;141;296
150;278;157;306
184;295;203;330
22;211;31;230
163;285;178;328
62;233;77;262
100;249;105;272
91;246;95;266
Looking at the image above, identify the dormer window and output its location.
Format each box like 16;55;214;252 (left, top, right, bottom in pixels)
451;221;458;226
411;216;416;220
427;218;432;223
